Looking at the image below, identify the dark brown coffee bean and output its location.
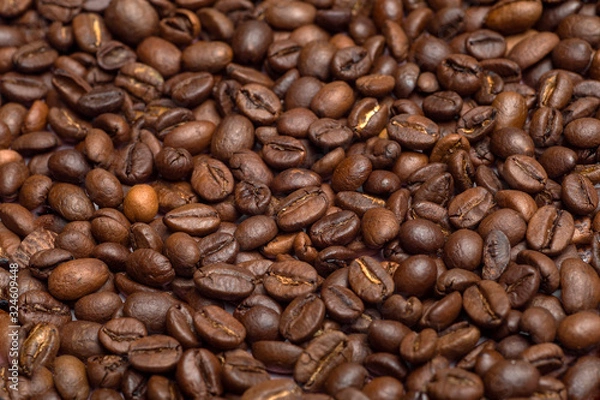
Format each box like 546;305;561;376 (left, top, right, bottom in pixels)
163;204;220;236
275;186;329;232
104;0;158;46
436;269;481;295
86;354;128;389
560;258;600;315
435;323;481;360
262;135;307;170
221;350;270;394
123;291;180;335
20;322;60;377
499;262;540;308
398;219;444;255
126;248;174;288
387;114;439;151
48;258;109;301
280;293;325;343
13;40;58;73
500;154;547;193
448;187;494;229
310;81;356;119
236;83;282;125
252;340;304;375
234;215;278;251
193;263;254;302
96;40;137;70
456;106;497;142
54;355;90;400
348;256;394;304
190;156;234;202
74;291;122;324
60;320;105;360
443;229;482;271
309;210;360;249
0;73;49;104
18;290;71;329
428;368;484;400
264;260;318;302
507;32;559;70
99;317;148;355
190;306;244;351
128;335;182;373
484;359;540;399
526;205;574;256
294;331;352;392
437;54;482;96
482;229;511;281
561;173;598;215
463;280;510;329
478;208;527;247
322;284;365;324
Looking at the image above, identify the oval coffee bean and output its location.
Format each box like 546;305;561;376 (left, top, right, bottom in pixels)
128;335;182;373
193;305;246;350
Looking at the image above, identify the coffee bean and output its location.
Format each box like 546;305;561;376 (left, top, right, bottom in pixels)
484;359;540;399
349;256;394;304
128;334;182;373
294;331;352;392
264;260;318;302
429;368;484;400
193;305;246;350
280;293;325;343
48;258;109;301
526;205;574;256
194;263;255;302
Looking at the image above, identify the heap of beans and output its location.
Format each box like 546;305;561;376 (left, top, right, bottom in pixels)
1;0;600;398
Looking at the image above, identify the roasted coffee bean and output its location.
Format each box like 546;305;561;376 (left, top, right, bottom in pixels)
484;359;540;399
221;350;270;394
560;258;600;315
163;204;220;236
348;256;394;304
448;187;494;229
309;210;360;249
294;331;352;392
482;230;511;281
526;205;574;256
279;293;325;343
275;186;328;232
126;248;174;288
20;322;60;377
193;305;246;350
175;348;223;398
54;355;90;400
98;317;148;355
242;379;303;400
60;320;105;360
18;290;71;328
48;258;109;301
388;114;439;151
561;173;598;215
463;280;510;329
128;335;182;373
252;340;303;375
499;263;540;308
264;260;318;302
194;263;254;302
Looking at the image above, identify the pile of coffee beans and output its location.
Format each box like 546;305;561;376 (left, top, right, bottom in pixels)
2;0;600;398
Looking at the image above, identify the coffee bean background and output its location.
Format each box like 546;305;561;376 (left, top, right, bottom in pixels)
1;0;600;398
